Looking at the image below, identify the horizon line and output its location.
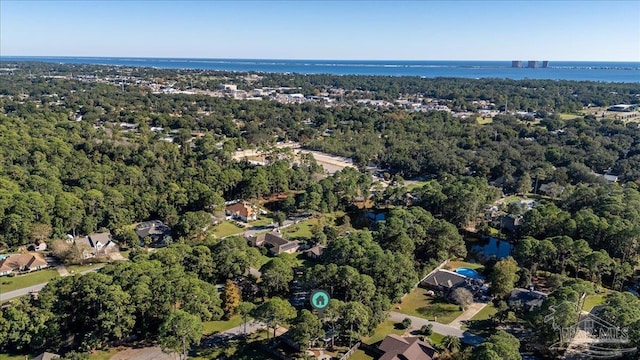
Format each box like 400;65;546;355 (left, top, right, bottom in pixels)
1;55;639;63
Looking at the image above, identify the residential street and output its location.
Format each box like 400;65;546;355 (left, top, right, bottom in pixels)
389;311;485;345
1;266;105;302
1;283;49;302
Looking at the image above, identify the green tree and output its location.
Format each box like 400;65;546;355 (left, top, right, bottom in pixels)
490;257;519;298
158;309;203;360
484;331;522;360
516;173;532;195
251;298;296;339
260;258;293;296
238;302;256;335
289;309;324;349
441;335;461;353
273;211;286;227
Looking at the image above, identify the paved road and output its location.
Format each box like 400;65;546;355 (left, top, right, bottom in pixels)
1;266;105;302
389;311;484;345
1;283;49;302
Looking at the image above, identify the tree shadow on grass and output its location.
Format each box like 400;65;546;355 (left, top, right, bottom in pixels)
462;319;497;338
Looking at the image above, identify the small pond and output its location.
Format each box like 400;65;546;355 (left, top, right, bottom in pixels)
469;237;513;261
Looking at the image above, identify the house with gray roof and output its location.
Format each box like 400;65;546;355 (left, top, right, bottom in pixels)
135;220;172;247
421;269;469;290
246;229;299;255
71;232;117;259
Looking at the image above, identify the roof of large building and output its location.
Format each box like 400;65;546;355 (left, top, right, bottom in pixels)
379;334;437;360
509;288;548;308
265;231;289;247
307;244;326;257
135;220;171;239
226;201;255;219
74;232;114;251
0;253;48;273
422;269;468;289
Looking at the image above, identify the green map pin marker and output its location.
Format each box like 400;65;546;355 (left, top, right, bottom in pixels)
310;289;330;316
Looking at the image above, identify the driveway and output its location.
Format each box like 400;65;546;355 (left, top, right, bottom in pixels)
389;311;484;345
109;346;173;360
448;302;488;329
55;264;70;276
200;320;267;348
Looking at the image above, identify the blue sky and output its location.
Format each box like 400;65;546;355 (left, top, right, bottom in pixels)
1;1;639;61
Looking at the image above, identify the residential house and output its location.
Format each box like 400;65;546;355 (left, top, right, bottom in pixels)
32;352;60;360
27;241;47;252
226;201;257;222
306;244;326;259
379;334;438;360
135;220;172;247
0;253;48;276
246;230;299;255
498;214;523;233
72;232;117;259
421;269;469;291
509;288;548;312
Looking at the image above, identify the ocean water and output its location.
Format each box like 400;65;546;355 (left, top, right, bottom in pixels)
1;56;639;82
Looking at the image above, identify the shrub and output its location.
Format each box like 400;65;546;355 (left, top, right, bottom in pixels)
420;324;433;336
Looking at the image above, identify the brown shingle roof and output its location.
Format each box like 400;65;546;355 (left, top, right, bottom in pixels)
379;335;437;360
226;202;255;219
265;231;289;247
0;253;48;273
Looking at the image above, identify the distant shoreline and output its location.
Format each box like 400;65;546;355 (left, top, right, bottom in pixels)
2;55;638;63
1;56;638;82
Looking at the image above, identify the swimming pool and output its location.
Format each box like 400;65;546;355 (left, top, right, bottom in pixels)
456;267;483;279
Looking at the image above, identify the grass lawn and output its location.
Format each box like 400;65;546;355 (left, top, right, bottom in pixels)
470;303;498;321
66;263;104;274
559;113;580;120
477;116;493;125
429;332;446;347
349;349;375;360
406;180;429;191
0;269;59;293
252;216;273;227
395;287;463;324
282;219;318;240
502;195;523;204
192;330;272;360
444;261;484;272
363;319;406;345
0;354;30;360
254;254;272;268
583;294;607;312
202;315;244;335
213;221;245;238
88;348;120;360
275;252;318;269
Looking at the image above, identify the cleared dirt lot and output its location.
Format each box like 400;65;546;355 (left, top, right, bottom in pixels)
233;143;357;174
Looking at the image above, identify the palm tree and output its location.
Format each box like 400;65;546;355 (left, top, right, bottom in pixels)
441;335;461;353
